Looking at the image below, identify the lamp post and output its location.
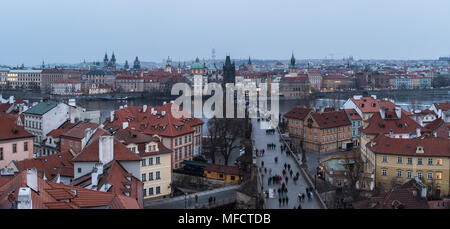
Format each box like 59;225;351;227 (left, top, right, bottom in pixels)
184;192;188;209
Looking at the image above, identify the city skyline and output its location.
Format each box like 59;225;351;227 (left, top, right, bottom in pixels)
1;0;450;65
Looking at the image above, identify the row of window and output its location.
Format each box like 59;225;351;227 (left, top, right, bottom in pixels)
381;169;442;180
61;139;79;149
382;156;443;166
174;146;192;161
142;171;161;181
174;135;192;147
141;156;161;167
0;143;28;161
25;120;42;130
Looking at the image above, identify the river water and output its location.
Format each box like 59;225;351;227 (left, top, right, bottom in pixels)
71;94;449;137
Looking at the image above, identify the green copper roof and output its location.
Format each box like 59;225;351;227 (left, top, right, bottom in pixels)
208;65;216;70
191;62;204;69
24;101;58;115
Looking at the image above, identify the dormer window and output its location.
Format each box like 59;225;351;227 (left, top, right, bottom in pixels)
416;146;424;154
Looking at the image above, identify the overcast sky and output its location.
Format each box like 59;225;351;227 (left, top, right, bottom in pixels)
1;0;449;65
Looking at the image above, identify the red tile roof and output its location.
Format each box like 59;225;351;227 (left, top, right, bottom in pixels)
46;120;77;138
353;187;429;209
310;110;351;129
205;164;244;176
367;135;450;157
280;76;309;83
60;122;99;139
113;128;155;145
109;194;140;209
0;113;34;141
72;129;141;162
71;160;143;208
361;111;421;135
434;102;450;111
422;118;445;133
103;103;203;138
284;107;312;120
344;109;362;120
350;97;395;113
14;151;75;178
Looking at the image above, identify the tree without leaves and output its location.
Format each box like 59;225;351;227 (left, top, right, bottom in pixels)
207;117;247;166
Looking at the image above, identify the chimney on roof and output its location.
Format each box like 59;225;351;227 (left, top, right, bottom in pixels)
55;174;61;184
110;111;114;123
99;136;114;165
432;130;437;137
380;106;386;119
9;96;14;104
17;187;32;209
122;122;129;129
418;117;423;126
83;128;93;149
389;129;393;138
26;168;38;193
143;105;147;113
395;106;402;119
416;127;421;138
91;163;103;188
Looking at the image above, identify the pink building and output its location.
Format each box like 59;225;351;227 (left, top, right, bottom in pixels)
0;114;34;168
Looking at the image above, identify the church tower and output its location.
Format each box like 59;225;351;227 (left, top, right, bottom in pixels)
289;53;297;76
165;56;172;73
223;55;236;84
103;53;109;69
124;60;129;70
110;52;116;70
247;56;253;72
133;56;141;71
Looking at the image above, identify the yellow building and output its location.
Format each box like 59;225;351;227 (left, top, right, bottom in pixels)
113;128;172;200
204;164;244;184
368;135;450;198
139;142;172;199
284;107;312;146
303;110;352;153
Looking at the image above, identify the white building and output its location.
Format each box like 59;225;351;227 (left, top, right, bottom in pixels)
7;70;42;89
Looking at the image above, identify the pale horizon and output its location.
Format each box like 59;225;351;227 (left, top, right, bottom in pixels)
1;0;450;66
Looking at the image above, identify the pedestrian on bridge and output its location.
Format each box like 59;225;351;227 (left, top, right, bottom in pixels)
261;160;264;168
213;196;216;205
195;195;198;203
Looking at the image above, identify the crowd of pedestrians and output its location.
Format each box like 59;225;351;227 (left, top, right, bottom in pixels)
256;125;318;209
